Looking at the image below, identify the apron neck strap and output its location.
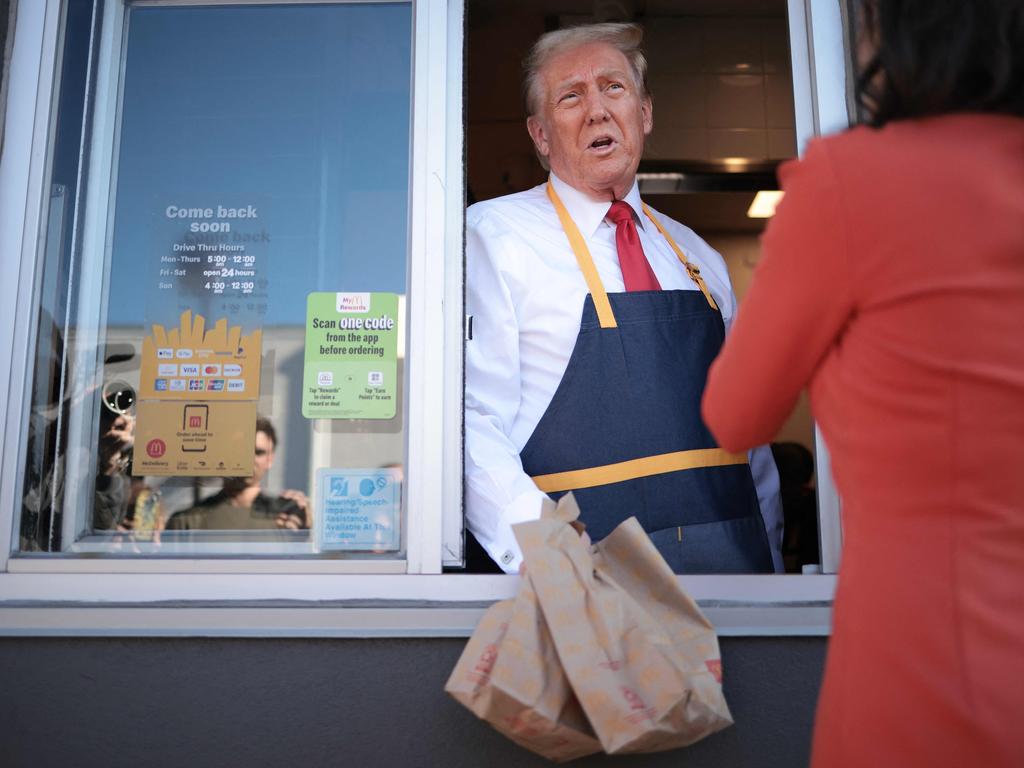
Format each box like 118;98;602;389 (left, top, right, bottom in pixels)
641;203;719;311
546;182;719;331
547;182;618;329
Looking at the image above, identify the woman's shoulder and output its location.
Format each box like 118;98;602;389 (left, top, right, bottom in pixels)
795;113;1023;172
788;122;912;177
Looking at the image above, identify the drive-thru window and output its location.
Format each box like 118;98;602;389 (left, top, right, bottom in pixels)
0;0;851;635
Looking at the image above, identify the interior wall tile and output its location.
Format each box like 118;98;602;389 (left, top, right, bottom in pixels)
701;18;764;74
708;128;768;159
647;73;705;128
644;18;703;75
765;74;796;127
760;18;792;73
467;121;545;203
768;128;797;159
468;14;543;122
644;127;708;160
706;74;766;128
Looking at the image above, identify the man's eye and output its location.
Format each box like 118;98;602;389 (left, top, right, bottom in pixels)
558;92;579;103
607;82;624;91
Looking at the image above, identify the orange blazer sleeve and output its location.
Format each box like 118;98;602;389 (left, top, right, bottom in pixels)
702;139;857;452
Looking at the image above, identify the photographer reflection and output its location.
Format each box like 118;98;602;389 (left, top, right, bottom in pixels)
93;382;137;531
166;416;309;532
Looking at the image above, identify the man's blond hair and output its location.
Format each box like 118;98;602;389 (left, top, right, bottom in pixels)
522;22;649;118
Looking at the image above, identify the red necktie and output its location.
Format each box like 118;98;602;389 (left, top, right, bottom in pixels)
607;201;661;291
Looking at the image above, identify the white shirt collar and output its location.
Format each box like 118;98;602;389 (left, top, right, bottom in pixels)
549;172;646;239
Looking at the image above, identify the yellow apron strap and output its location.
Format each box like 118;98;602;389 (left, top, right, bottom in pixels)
532;447;748;493
547;182;618;329
547;183;719;324
642;203;719;311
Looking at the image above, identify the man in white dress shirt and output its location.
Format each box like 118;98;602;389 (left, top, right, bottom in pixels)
464;23;783;574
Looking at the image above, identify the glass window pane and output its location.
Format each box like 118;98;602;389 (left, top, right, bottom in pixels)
19;1;413;560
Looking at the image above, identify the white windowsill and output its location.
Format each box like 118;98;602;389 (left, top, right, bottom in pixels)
0;573;835;637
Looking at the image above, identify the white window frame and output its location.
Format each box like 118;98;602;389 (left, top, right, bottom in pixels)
0;0;847;637
788;0;850;574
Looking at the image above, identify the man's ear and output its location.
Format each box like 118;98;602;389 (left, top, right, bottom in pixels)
526;115;550;158
641;96;653;136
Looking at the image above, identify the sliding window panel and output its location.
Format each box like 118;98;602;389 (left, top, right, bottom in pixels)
17;0;416;562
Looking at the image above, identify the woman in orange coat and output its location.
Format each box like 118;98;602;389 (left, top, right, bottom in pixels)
702;1;1024;766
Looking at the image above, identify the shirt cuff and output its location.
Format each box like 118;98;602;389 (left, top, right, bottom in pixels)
479;488;546;574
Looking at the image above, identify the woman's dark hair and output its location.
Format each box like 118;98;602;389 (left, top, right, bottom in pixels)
856;0;1024;126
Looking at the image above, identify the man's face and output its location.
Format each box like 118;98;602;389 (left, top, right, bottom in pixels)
527;42;652;201
251;430;275;486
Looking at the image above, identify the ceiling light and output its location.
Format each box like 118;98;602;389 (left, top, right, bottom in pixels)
720;157;751;172
747;190;784;218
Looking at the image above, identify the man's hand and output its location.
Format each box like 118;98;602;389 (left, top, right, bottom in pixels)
275;489;311;530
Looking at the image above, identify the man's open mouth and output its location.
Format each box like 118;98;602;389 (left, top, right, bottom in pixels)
589;137;614;149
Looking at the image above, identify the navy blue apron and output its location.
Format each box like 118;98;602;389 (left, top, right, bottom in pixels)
517;183;773;574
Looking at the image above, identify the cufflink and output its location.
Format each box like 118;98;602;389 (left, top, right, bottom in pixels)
500;550;515;566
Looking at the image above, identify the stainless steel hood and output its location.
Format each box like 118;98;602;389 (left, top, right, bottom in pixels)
636;159;780;194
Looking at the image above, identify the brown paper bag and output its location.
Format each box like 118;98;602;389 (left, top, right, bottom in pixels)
444;568;602;762
514;494;733;755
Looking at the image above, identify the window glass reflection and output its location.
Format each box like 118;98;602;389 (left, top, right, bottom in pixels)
20;2;412;559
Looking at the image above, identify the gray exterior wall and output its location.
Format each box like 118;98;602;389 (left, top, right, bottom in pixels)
2;635;826;767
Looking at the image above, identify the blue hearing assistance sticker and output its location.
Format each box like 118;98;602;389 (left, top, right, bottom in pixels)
315;468;401;551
